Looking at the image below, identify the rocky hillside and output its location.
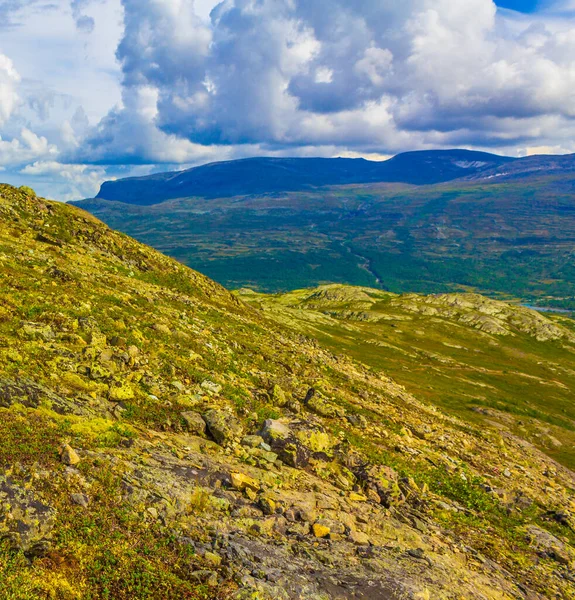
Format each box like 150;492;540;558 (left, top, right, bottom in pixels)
239;285;575;469
1;185;575;599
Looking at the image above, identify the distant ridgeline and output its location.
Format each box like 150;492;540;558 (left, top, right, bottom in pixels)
77;150;575;309
94;151;514;205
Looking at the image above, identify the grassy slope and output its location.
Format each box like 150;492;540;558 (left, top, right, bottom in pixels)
77;174;575;308
2;185;575;598
238;285;575;470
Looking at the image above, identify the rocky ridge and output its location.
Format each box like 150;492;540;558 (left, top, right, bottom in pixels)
0;185;575;598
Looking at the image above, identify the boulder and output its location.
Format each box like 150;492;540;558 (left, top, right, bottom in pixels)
203;410;243;445
181;411;207;436
260;419;290;442
0;477;55;557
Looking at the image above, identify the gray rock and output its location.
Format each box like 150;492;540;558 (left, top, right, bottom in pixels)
71;493;90;508
201;380;222;395
259;419;290;442
181;411;207;436
0;477;55;557
203;409;243;445
241;435;264;448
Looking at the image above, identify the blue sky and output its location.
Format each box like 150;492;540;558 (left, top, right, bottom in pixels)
1;0;575;200
495;0;539;12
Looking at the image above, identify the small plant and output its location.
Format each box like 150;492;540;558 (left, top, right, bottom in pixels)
188;487;211;514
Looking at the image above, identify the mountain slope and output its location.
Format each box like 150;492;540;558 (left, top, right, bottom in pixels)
2;184;575;598
95;150;512;205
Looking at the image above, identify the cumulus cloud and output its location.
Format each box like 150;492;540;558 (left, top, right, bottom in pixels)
0;128;58;167
82;0;575;158
5;0;575;200
21;160;106;199
0;54;20;126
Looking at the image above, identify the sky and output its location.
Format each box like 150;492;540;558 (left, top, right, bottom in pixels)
2;0;575;200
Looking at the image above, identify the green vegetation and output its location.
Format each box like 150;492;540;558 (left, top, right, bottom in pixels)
1;184;575;598
78;174;575;309
240;285;575;469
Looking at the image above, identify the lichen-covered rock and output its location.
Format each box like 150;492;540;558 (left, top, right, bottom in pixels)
306;392;345;419
61;443;81;466
259;419;290;442
109;382;135;401
201;380;222;395
0;378;92;417
270;384;288;407
20;322;55;342
230;472;260;493
181;411;207;436
203;409;243;445
0;477;55;557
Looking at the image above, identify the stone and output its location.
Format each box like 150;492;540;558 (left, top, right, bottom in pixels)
230;472;260;494
153;323;171;335
204;551;222;567
525;525;574;565
259;496;276;515
260;451;278;464
307;393;345;419
203;409;243;445
277;442;311;470
190;570;219;587
201;380;222;395
71;493;90;508
259;419;290;442
88;331;107;348
408;548;426;559
181;411;207;436
270;384;288;407
0;477;55;556
312;523;331;538
346;414;368;429
349;530;370;546
99;348;114;363
20;322;55;342
61;444;81;466
109;383;135;402
349;492;368;503
241;435;264;448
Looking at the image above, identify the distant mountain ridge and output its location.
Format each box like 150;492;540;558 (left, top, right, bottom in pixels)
95;150;514;205
464;152;575;182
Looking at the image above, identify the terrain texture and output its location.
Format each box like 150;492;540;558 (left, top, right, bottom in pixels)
2;184;575;599
78;152;575;310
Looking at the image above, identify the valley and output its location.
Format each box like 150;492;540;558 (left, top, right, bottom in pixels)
79;168;575;310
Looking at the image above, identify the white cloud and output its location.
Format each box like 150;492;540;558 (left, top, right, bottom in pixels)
0;53;20;125
21;160;106;199
4;0;575;200
81;0;575;159
0;128;58;167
